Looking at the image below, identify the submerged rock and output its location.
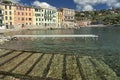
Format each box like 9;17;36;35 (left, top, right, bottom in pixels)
0;39;5;44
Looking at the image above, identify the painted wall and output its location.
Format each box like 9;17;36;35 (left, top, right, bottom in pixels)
40;8;57;28
33;7;42;27
0;3;15;29
56;11;62;28
14;5;34;29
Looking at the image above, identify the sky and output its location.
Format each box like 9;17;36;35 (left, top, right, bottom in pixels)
9;0;120;11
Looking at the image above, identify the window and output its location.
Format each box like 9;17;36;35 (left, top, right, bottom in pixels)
5;16;8;20
18;12;20;15
18;17;20;20
5;5;7;9
5;11;7;15
35;9;38;12
36;23;38;25
36;18;38;21
10;22;12;25
22;18;24;21
29;18;32;21
9;11;12;15
29;13;31;16
9;6;11;10
0;10;2;14
10;17;12;20
26;13;27;16
22;12;24;15
26;23;28;25
26;18;27;20
39;18;41;21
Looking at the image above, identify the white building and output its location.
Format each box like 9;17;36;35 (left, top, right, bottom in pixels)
41;8;57;28
33;7;57;28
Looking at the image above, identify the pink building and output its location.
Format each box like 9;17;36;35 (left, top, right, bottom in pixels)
14;5;33;28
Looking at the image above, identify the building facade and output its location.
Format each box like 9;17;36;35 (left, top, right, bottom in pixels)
0;7;3;26
0;1;77;29
14;4;34;29
76;20;91;27
41;8;57;28
59;8;75;28
56;10;62;28
0;3;15;29
33;7;57;28
33;7;42;27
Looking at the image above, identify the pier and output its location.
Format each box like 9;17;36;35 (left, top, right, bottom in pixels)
12;34;98;38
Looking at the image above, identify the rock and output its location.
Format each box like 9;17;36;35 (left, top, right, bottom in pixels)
0;39;4;44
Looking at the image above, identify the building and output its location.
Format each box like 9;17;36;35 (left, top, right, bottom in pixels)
56;10;62;28
0;7;3;26
33;7;42;28
0;2;15;29
41;8;57;28
14;4;34;29
76;20;91;27
59;8;75;28
33;7;57;28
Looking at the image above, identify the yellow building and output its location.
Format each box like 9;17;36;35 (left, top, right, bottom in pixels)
0;2;15;29
56;10;62;28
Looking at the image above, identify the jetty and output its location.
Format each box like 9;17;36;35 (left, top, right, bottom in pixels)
12;34;98;38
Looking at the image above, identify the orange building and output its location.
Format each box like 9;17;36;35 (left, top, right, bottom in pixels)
14;4;33;29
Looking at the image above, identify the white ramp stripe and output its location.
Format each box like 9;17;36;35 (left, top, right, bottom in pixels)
13;35;98;38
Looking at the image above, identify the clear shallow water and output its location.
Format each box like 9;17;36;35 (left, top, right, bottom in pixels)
1;26;120;56
1;26;120;77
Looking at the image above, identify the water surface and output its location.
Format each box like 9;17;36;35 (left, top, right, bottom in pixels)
1;26;120;76
1;26;120;56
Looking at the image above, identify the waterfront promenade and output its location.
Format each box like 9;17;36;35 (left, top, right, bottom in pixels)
0;49;119;80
